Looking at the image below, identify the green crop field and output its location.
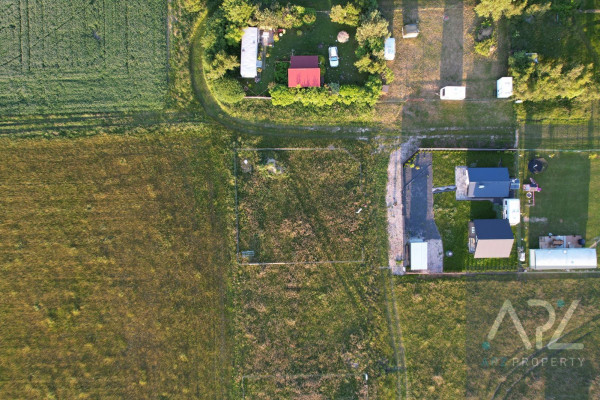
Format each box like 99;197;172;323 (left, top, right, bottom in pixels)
0;0;167;115
0;127;233;398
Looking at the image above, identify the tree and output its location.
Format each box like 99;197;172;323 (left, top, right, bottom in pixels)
222;0;256;25
182;0;205;13
354;54;386;74
330;4;361;26
206;51;239;80
509;52;599;102
474;0;528;21
356;10;389;45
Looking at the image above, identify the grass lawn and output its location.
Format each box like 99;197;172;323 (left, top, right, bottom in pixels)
520;151;600;257
429;151;520;271
0;127;233;398
395;274;600;399
242;13;367;96
236;149;364;263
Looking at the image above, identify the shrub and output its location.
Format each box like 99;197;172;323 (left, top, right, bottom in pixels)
274;62;289;84
474;37;497;57
303;8;317;25
211;77;246;104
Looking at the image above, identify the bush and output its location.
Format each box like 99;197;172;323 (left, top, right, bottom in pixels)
274;62;290;84
474;37;497;57
303;8;316;25
211;77;246;104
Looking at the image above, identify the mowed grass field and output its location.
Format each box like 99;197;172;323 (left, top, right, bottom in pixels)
520;151;600;257
0;0;167;115
430;151;520;271
236;149;364;263
395;275;600;400
0;127;233;398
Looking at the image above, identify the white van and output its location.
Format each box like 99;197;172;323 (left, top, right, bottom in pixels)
440;86;466;100
503;198;520;226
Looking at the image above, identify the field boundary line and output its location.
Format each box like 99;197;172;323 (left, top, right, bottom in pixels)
242;372;369;400
239;259;365;266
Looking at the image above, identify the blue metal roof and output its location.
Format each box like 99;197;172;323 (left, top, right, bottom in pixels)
467;168;509;182
473;219;514;240
467;168;510;198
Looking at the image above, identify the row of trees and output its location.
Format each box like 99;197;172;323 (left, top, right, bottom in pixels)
270;76;383;107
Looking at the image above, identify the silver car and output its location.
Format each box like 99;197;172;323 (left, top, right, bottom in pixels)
328;46;339;68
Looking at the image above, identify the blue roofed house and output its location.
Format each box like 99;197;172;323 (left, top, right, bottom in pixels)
455;167;512;200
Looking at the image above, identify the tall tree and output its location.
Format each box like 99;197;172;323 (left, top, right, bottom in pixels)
474;0;528;21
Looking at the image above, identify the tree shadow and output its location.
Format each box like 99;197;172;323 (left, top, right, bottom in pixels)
439;0;464;86
402;0;419;26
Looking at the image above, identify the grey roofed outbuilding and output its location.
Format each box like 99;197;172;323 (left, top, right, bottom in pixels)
467;167;510;198
473;219;514;258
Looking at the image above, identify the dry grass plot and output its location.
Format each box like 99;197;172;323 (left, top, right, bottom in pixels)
236;149;364;264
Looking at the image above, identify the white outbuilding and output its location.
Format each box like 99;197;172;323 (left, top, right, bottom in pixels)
440;86;466;100
384;38;396;61
410;240;428;271
529;248;598;270
497;77;513;98
402;24;419;39
502;198;520;226
240;27;259;78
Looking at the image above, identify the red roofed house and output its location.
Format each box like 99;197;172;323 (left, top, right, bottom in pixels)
288;56;321;88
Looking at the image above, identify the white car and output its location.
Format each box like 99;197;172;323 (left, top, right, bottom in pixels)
328;46;339;68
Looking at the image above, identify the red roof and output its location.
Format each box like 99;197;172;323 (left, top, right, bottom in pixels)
288;68;321;88
288;56;321;88
290;55;318;68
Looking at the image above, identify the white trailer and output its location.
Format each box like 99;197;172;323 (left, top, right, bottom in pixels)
384;38;396;61
240;27;259;78
440;86;466;100
503;198;520;226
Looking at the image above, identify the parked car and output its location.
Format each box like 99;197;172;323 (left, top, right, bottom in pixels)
328;46;339;67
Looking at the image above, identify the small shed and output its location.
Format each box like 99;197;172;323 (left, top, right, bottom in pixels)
497;77;513;98
529;248;597;270
410;241;428;271
402;24;419;39
240;27;259;78
384;38;396;61
440;86;466;100
288;56;321;88
503;198;520;226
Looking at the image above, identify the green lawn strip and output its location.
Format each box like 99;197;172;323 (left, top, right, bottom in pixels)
429;151;519;272
520;151;600;257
